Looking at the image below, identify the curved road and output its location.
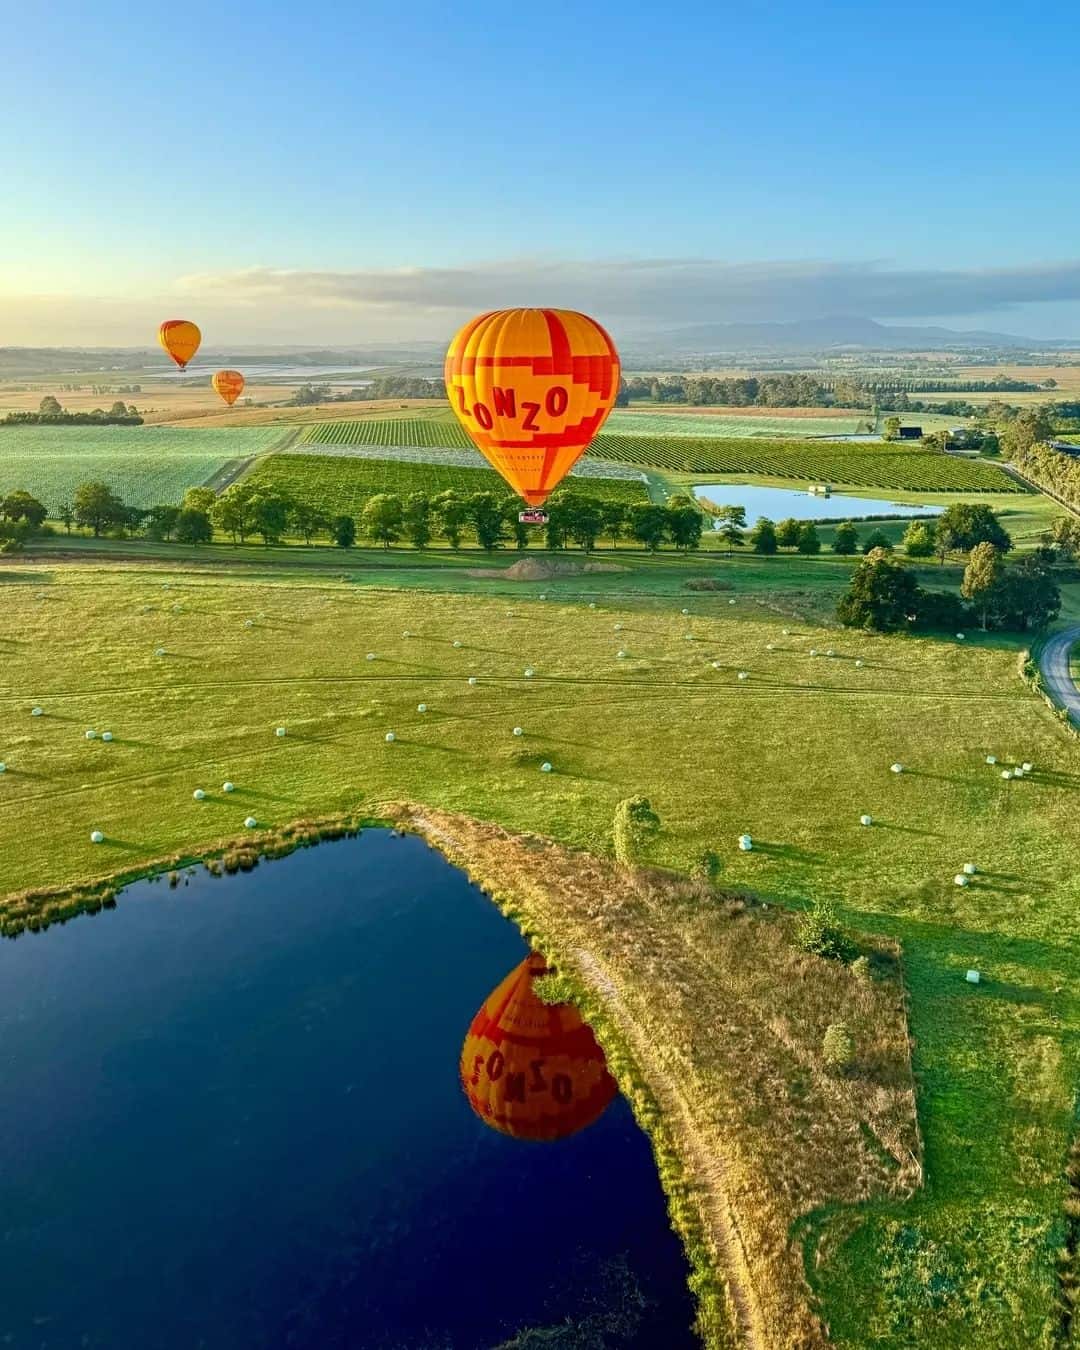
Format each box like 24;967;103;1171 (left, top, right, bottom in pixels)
1039;624;1080;726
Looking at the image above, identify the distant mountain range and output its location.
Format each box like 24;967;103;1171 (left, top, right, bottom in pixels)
639;315;1078;354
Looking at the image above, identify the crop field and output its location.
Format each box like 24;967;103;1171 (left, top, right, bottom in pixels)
297;418;1019;493
0;426;285;511
0;555;1079;1347
605;411;865;438
243;453;650;517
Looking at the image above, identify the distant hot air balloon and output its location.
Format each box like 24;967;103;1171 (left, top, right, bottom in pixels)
212;370;245;405
158;319;201;370
460;952;617;1141
445;309;620;507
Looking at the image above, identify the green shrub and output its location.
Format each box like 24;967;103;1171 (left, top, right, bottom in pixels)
613;794;660;865
795;896;856;962
823;1022;855;1070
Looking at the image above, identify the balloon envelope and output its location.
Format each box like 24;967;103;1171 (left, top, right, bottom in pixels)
460;952;617;1141
445;308;620;506
158;320;201;370
212;369;245;405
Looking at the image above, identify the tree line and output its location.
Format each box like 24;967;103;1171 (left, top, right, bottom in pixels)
0;395;141;427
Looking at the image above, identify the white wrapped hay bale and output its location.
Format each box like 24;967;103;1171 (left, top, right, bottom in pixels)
737;671;748;681
966;969;980;984
890;763;903;775
85;730;97;740
617;650;627;659
738;833;753;852
954;873;969;887
467;676;477;686
855;659;864;668
417;703;428;713
90;830;104;844
222;782;235;793
31;707;43;717
1001;770;1013;780
101;732;113;743
986;755;996;765
860;814;873;826
963;862;977;875
540;761;552;773
366;653;376;661
524;668;535;678
513;727;523;736
244;816;258;829
193;789;206;801
385;732;396;743
275;727;287;738
452;640;462;648
1022;762;1033;773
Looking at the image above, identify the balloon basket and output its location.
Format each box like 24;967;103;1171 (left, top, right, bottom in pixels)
518;509;549;525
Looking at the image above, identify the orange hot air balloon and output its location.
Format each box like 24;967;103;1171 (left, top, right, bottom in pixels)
212;370;245;405
445;308;620;507
158;319;201;370
460;952;617;1141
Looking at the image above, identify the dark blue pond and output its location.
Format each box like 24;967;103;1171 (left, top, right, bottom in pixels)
0;830;697;1349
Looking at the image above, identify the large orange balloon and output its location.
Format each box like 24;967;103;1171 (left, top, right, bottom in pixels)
460;953;617;1141
445;308;620;506
212;370;245;405
158;319;201;370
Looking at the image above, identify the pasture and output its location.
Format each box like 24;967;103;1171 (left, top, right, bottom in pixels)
0;426;285;511
0;554;1079;1347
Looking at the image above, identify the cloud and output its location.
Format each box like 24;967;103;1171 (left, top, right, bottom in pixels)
176;257;1080;329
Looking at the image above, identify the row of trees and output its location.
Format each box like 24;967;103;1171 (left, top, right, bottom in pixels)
838;547;1060;634
1012;440;1080;512
0;395;141;427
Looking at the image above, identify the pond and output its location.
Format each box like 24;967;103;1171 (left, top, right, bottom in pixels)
0;831;697;1349
693;483;941;524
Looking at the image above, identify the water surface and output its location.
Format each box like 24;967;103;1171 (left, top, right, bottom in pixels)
694;482;941;524
0;831;696;1349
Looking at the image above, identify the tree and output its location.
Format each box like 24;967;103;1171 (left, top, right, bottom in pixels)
182;486;217;516
999;406;1054;458
837;548;921;632
613;795;660;866
0;489;47;528
38;395;62;416
749;517;778;554
467;491;506;552
600;501;627;548
211;482;259;544
831;520;859;555
961;542;1005;630
73;481;125;537
1045;516;1080;563
667;504;703;551
911;586;970;632
797;523;821;555
174;507;212;545
883;415;901;441
795;896;854;961
555;492;603;552
432;490;467;549
822;1023;855;1071
713;504;746;554
629;503;669;552
57;502;74;534
109;400;130;417
361;493;403;548
251;490;291;546
403;493;432;550
991;557;1061;632
861;528;893;554
936;502;1012;556
332;514;356;548
902;520;935;558
776;517;802;549
501;498;529;550
289;499;326;545
144;504;181;541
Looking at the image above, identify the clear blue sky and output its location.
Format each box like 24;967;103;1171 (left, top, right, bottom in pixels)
4;0;1080;342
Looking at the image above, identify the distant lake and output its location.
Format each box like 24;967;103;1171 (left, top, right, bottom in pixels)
0;831;697;1349
694;483;942;524
162;363;376;382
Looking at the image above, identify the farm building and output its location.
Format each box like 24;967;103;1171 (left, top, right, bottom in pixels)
898;425;923;440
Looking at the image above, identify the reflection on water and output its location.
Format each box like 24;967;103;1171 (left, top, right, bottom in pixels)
0;831;697;1349
694;482;941;524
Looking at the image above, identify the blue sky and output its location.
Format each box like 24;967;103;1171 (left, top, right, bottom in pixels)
3;0;1080;343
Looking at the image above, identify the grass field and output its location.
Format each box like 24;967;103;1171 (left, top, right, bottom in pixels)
605;411;867;438
0;426;286;510
241;453;650;518
0;550;1079;1346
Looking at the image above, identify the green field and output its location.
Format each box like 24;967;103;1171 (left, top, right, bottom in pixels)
242;452;650;517
0;550;1079;1346
298;419;1018;493
605;411;866;438
0;426;286;510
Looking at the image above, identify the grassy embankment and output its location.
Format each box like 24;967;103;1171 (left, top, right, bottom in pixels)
1;550;1080;1345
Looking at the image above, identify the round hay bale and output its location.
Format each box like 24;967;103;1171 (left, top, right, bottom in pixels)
963;862;977;875
193;788;206;801
616;649;627;659
986;755;997;765
766;643;774;651
402;630;412;637
275;727;287;738
738;833;753;852
855;659;864;668
155;648;166;657
1001;770;1013;780
468;676;478;685
737;671;748;681
956;632;965;641
614;623;623;631
809;649;818;657
965;969;980;984
90;830;104;844
524;668;535;678
101;732;113;743
31;707;43;717
366;652;376;661
85;730;97;740
539;594;547;601
826;649;835;657
782;628;790;635
860;814;873;826
711;661;722;669
513;726;523;736
417;703;428;713
954;874;969;887
0;762;6;773
452;640;462;648
222;782;235;793
244;619;253;628
589;602;596;609
683;633;694;641
385;732;396;743
244;816;258;829
1022;761;1033;773
681;608;689;615
890;763;903;774
162;583;170;590
540;761;552;773
728;599;736;605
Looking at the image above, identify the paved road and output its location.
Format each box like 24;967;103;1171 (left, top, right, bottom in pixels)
1039;624;1080;726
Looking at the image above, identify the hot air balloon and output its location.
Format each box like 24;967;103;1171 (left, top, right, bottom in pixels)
212;370;245;405
460;952;617;1141
445;309;620;510
158;319;201;370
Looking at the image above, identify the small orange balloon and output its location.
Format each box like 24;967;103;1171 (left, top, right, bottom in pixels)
460;953;617;1141
212;370;245;405
445;308;620;506
158;319;201;370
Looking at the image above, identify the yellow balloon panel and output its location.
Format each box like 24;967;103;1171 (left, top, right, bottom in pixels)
212;370;245;405
158;320;201;370
445;308;620;506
